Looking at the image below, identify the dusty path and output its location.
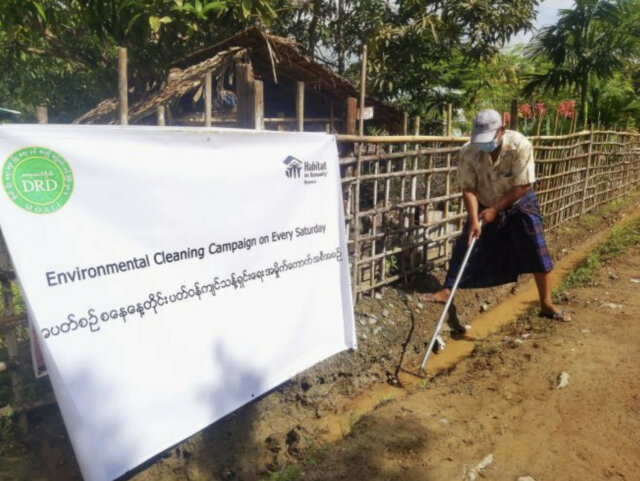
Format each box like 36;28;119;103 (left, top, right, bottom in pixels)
297;245;640;480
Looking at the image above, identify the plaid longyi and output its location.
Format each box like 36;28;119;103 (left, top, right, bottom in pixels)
443;190;553;289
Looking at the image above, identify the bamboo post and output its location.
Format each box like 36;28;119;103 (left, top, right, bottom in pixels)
118;47;128;125
400;113;410;279
446;103;453;137
370;144;380;285
400;113;409;211
382;143;392;283
352;140;363;299
329;102;335;133
254;80;264;130
358;45;367;136
36;107;48;124
345;98;357;135
510;99;518;131
296;81;305;132
166;105;174;125
344;98;358;277
156;105;166;126
581;129;594;213
536;114;543;136
411;117;420;268
204;72;212;127
384;144;392;208
444;140;452;256
235;63;252;128
350;44;368;296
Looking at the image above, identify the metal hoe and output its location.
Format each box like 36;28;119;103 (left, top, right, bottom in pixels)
419;225;481;374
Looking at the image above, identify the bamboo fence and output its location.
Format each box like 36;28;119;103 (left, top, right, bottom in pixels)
338;130;640;297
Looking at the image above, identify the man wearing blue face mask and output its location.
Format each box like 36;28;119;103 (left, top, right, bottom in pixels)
421;109;570;323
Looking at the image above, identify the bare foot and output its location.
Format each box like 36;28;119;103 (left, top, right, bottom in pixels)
540;305;572;322
419;289;450;304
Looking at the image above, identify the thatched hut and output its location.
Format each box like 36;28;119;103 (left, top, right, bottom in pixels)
75;27;403;134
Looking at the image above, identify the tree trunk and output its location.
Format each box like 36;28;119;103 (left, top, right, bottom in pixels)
337;0;345;74
580;75;589;128
307;0;322;59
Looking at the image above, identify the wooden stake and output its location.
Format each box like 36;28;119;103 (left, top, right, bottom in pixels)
410;117;420;268
358;45;367;136
296;81;305;132
36;106;48;124
400;112;410;279
156;105;166;126
446;103;453;137
581;129;594;213
536;114;543;136
346;97;357;135
352;141;363;298
118;47;128;125
235;63;252;128
204;72;212;127
329;102;335;133
254;80;264;130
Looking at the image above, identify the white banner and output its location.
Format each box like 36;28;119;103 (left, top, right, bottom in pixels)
0;125;355;481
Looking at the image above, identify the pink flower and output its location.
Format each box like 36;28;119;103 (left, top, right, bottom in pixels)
557;100;576;119
519;104;534;119
535;102;546;117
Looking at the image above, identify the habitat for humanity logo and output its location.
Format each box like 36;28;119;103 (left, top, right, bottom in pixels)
3;147;74;214
283;155;303;178
283;155;328;185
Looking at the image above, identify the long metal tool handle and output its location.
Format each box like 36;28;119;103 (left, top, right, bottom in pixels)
419;226;481;373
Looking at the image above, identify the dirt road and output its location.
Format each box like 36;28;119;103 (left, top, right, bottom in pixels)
297;245;640;480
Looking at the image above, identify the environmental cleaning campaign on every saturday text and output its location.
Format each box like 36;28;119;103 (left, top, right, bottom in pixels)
45;224;328;287
41;223;343;340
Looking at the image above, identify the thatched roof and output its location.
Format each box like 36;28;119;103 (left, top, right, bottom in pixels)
75;27;403;129
74;47;244;125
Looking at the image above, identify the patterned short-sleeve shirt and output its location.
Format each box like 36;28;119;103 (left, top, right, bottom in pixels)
457;130;536;207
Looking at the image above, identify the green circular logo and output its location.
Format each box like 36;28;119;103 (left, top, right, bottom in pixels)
3;147;74;214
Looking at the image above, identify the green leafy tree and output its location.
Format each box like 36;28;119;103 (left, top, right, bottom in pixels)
0;0;279;121
591;71;640;129
524;0;640;126
361;0;540;124
273;0;540;125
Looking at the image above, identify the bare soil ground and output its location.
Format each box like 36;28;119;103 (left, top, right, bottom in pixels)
295;242;640;481
1;193;639;481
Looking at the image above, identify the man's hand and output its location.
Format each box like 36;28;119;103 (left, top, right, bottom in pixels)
468;220;482;245
479;206;498;224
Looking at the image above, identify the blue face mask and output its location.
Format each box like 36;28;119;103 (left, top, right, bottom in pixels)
477;139;501;153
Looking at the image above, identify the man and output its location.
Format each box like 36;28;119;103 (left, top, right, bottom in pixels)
421;109;570;322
